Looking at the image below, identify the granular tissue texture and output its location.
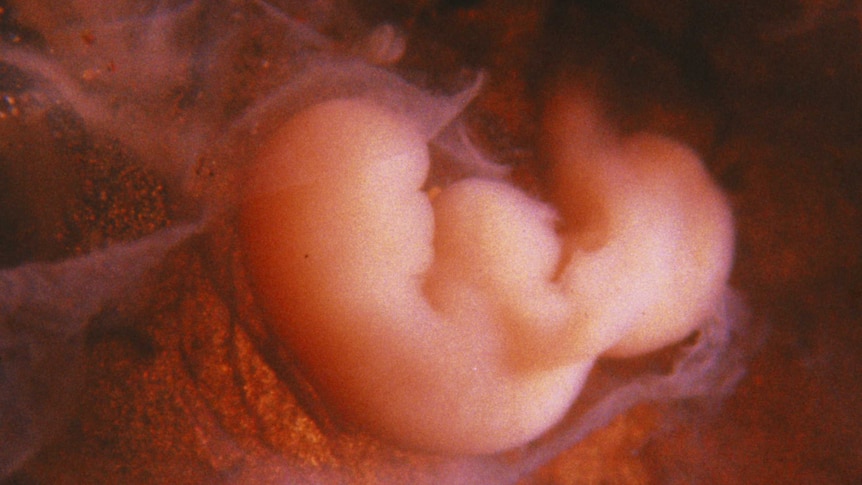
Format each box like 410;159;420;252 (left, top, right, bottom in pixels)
0;1;753;483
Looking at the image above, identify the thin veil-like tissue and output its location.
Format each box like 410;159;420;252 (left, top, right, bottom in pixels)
0;1;750;482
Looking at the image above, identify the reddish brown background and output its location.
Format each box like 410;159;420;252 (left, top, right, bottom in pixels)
2;1;861;483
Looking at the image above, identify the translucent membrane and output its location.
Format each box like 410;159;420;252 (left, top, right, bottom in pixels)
0;1;750;482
